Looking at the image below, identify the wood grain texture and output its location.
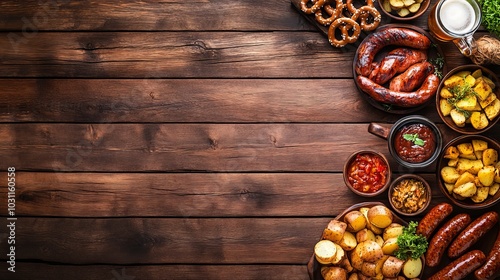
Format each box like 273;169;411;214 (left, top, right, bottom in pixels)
0;31;479;78
0;79;439;123
0;123;473;172
0;172;448;217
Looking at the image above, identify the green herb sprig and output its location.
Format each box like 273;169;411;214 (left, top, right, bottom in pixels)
403;133;425;146
447;84;475;119
395;221;428;260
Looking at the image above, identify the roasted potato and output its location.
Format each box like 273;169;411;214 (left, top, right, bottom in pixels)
483;148;498;166
453;181;477;198
478;165;496;186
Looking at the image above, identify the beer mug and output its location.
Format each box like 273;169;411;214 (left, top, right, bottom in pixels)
428;0;482;56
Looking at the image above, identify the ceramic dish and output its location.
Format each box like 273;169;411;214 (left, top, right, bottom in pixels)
353;24;447;114
388;174;431;216
343;150;391;197
377;0;430;21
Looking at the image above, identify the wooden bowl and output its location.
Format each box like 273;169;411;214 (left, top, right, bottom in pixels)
388;174;431;216
436;135;500;209
436;65;500;134
306;202;426;279
377;0;430;21
343;150;391;197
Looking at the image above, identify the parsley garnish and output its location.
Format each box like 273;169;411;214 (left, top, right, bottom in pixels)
403;133;425;146
395;221;428;260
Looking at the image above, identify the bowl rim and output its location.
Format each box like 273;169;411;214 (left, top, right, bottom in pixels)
435;64;500;135
388;174;432;216
377;0;431;21
387;115;443;168
436;135;500;209
343;150;392;197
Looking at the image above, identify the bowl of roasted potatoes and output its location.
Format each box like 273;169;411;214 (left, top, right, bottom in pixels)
436;65;500;134
378;0;430;21
437;135;500;209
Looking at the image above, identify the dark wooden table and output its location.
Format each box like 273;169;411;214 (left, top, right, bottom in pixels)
0;1;498;279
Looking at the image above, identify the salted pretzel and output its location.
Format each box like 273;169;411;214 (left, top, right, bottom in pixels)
350;5;381;31
314;0;345;26
345;0;375;14
300;0;326;14
328;17;361;47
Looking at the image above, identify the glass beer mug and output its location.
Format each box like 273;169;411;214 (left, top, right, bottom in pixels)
428;0;482;56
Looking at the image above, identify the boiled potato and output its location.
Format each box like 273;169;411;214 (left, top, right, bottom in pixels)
323;220;347;243
360;207;383;234
382;256;404;278
382;0;392;12
361;262;378;277
350;244;364;270
344;210;367;232
453;181;477;198
383;223;403;241
397;8;410;16
339;231;357;251
441;166;460;183
332;243;346;264
367;205;393;229
340;257;354;273
403;258;422;278
478;166;496;186
358;240;384;263
322;266;347;280
348;273;360;280
315;239;337;264
483;148;498;166
408;2;420;12
356;228;376;243
375;235;384;247
389;0;405;8
382;237;399;255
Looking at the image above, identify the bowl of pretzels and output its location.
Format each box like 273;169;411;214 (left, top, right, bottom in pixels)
377;0;430;21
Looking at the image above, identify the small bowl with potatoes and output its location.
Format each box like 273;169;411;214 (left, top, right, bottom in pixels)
378;0;430;21
436;65;500;134
437;135;500;209
307;202;426;280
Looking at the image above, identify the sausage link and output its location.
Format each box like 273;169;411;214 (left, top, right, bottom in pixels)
416;202;454;240
428;250;486;280
368;48;428;85
448;211;499;259
355;27;431;77
356;74;439;107
426;213;471;267
389;61;435;92
475;226;500;280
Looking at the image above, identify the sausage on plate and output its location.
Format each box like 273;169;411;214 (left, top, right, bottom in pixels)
475;226;500;280
389;61;435;92
448;211;498;259
369;48;428;85
428;250;486;280
355;27;431;77
416;202;453;240
425;213;471;267
356;74;439;107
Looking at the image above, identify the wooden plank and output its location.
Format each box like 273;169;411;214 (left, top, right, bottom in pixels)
0;79;439;123
0;172;448;217
0;0;318;31
0;263;309;280
2;217;325;264
0;32;475;78
0;123;472;172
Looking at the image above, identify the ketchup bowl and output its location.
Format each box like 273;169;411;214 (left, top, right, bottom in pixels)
368;115;443;169
343;150;392;197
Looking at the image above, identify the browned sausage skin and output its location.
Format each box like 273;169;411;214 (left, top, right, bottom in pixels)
369;48;428;85
356;74;439;107
355;27;431;77
428;250;486;280
475;226;500;280
426;213;471;267
416;202;453;240
389;61;435;92
448;211;499;259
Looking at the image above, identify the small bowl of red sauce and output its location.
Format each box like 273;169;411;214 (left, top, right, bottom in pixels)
343;150;391;197
369;115;443;169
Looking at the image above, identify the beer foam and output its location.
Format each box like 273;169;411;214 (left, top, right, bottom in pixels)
439;0;476;34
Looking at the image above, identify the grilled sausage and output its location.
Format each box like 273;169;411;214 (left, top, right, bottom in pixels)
475;227;500;280
416;202;453;240
356;74;439;107
448;211;499;259
389;61;435;92
369;48;428;85
426;213;471;267
428;250;486;280
355;27;431;77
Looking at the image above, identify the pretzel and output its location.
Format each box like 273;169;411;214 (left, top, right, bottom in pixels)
314;0;345;26
345;0;374;14
350;5;381;31
300;0;326;14
328;17;361;47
